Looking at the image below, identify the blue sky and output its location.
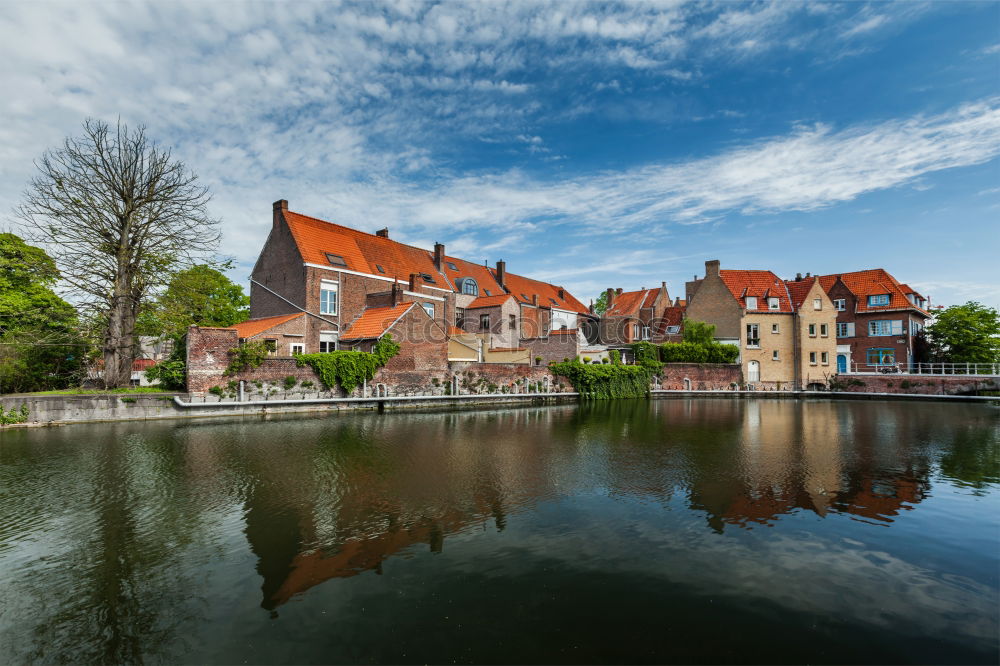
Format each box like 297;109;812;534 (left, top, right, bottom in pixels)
1;1;999;309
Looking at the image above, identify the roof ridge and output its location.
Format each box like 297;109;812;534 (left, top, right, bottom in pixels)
286;209;439;256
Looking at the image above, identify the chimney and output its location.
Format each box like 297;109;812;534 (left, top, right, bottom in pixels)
272;199;288;230
795;272;802;281
376;227;389;238
589;299;595;314
661;281;667;291
606;288;615;307
391;280;400;306
434;242;445;272
705;259;720;277
408;273;418;291
805;272;811;278
616;287;623;295
532;294;538;306
496;260;506;289
558;288;565;300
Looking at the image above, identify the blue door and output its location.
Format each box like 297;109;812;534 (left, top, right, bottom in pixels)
837;354;847;373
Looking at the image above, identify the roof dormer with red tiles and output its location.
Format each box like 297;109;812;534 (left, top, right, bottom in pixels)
599;282;671;345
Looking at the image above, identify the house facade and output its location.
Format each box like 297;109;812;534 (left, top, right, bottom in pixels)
686;260;837;390
239;200;595;366
817;269;931;372
599;283;671;345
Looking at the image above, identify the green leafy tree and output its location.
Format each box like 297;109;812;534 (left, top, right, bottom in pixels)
138;264;249;339
926;302;1000;364
593;291;608;315
682;320;715;345
0;233;86;393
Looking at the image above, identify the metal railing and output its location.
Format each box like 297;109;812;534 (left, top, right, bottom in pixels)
847;362;1000;376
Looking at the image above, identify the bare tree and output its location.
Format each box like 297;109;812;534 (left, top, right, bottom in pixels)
17;119;220;388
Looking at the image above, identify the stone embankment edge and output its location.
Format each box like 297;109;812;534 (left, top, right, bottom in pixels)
650;390;999;403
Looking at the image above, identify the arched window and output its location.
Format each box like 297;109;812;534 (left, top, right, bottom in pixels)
459;278;479;296
747;360;760;383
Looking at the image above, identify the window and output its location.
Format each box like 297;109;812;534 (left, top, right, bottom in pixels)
809;351;817;365
813;298;822;310
833;298;846;311
665;325;680;334
263;339;277;353
632;323;640;340
446;262;458;271
768;297;779;310
455;307;466;328
480;314;490;330
420;273;436;284
642;326;651;340
521;293;531;302
746;323;760;348
509;314;516;330
821;352;829;365
320;281;338;315
808;323;817;337
910;321;923;335
421;302;434;317
771;323;779;334
820;323;828;337
869;320;903;336
772;350;780;361
325;253;347;267
484;289;491;296
867;348;895;366
319;332;338;353
837;322;855;338
549;298;558;306
290;343;304;356
868;294;890;307
459;278;478;296
745;296;758;310
375;264;385;274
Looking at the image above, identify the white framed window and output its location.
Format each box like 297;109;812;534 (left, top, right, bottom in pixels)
319;332;338;353
771;323;779;334
745;296;758;310
821;352;829;365
868;294;890;307
642;326;651;340
632;323;640;340
768;297;779;310
480;314;490;330
808;323;816;337
320;280;338;315
421;302;434;317
460;278;478;296
837;322;855;338
813;298;822;310
772;350;780;361
820;323;829;337
746;323;760;348
809;351;817;365
290;343;304;355
869;320;903;336
833;299;846;311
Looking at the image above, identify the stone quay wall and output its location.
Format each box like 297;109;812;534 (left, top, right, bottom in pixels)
657;363;743;390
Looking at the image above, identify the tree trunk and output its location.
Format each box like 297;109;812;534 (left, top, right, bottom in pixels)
103;282;136;389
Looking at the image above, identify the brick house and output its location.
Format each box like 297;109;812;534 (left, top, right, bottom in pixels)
686;260;837;389
651;300;686;343
599;283;671;345
816;269;931;372
240;200;595;366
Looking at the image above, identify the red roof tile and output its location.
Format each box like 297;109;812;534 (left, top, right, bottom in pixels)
606;289;655;317
445;256;504;296
231;313;305;339
498;270;590;314
719;270;793;313
341;304;418;340
448;326;467;336
652;305;685;337
783;277;820;311
467;294;515;308
817;269;927;314
550;329;578;335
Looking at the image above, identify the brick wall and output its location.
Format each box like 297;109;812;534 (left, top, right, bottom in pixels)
449;362;570;392
250;217;306;318
830;374;999;396
658;363;743;390
522;332;580;365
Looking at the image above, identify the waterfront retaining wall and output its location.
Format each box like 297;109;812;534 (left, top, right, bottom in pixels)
658;363;742;390
830;374;999;396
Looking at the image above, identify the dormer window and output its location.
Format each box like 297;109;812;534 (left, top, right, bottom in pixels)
768;297;779;310
325;253;347;267
868;294;890;306
446;262;458;271
457;277;478;296
745;296;757;310
483;289;491;296
375;264;385;274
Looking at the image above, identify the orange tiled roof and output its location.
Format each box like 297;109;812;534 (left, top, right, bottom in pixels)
550;329;578;335
720;270;793;313
444;255;504;296
467;294;514;308
448;325;467;336
341;304;418;340
652;305;685;337
231;312;305;338
783;277;820;311
817;269;927;314
606;288;655;317
497;270;590;314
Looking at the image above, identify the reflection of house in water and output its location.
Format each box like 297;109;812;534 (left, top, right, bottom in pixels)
685;401;932;532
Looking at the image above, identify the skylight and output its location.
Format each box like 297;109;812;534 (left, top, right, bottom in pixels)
446;262;458;271
325;253;347;267
375;264;385;273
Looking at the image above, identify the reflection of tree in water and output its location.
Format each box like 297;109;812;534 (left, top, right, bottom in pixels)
18;427;213;664
938;425;1000;493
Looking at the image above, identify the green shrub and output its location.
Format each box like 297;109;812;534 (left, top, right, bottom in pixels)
630;342;662;370
121;397;137;404
295;334;400;393
609;349;621;365
283;375;298;390
601;358;610;364
583;357;592;363
226;340;270;375
145;359;186;391
208;386;225;397
659;341;739;364
0;405;30;425
550;359;654;399
301;380;314;389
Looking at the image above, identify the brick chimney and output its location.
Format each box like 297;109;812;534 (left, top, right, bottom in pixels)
705;259;720;277
408;273;418;291
496;259;506;289
272;199;288;230
434;242;445;272
616;287;623;295
606;287;615;307
795;272;803;281
532;294;538;306
557;288;565;300
391;280;401;306
376;227;389;238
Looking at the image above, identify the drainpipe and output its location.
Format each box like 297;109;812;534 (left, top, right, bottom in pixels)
792;312;802;390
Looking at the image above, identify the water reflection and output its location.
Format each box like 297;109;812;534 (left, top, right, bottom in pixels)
0;399;997;664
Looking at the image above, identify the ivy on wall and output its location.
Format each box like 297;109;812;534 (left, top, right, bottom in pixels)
295;334;400;393
549;360;654;399
226;340;271;375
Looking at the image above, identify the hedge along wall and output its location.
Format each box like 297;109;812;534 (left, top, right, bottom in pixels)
657;363;743;390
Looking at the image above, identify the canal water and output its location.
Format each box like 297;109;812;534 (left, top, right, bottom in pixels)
1;398;997;664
